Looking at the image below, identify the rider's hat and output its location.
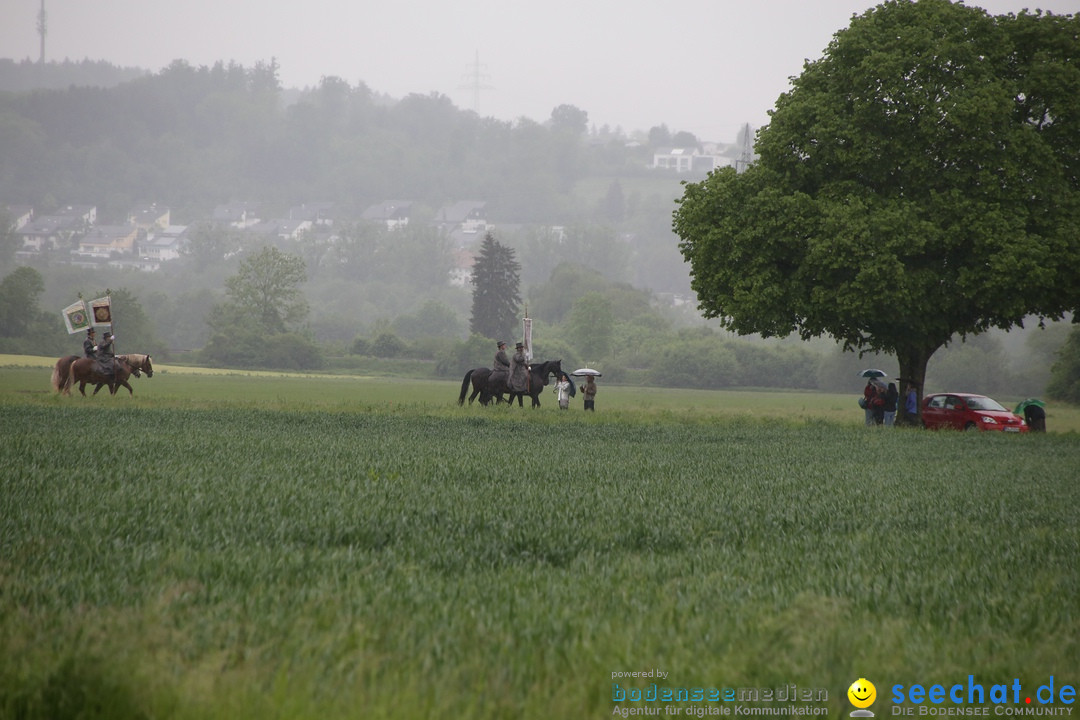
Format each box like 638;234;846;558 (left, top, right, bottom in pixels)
497;340;506;347
515;342;524;349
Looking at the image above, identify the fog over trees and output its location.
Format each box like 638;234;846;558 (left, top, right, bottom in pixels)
0;57;1072;395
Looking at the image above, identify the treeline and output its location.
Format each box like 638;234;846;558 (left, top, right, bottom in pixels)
0;58;690;225
2;258;1068;398
0;58;147;93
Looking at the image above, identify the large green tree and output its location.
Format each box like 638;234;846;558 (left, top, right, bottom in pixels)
216;246;309;332
203;246;320;369
674;0;1079;422
469;232;521;341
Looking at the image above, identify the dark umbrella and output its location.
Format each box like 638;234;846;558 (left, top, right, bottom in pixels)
857;369;888;378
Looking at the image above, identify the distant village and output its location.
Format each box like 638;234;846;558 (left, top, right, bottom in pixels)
7;142;738;284
9;199;502;286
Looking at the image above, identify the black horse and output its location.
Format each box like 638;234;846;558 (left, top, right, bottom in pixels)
459;359;571;408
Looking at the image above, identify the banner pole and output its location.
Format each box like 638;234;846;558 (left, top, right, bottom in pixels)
106;288;115;352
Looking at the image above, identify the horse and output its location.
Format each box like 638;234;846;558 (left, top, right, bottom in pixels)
458;359;570;408
53;354;154;396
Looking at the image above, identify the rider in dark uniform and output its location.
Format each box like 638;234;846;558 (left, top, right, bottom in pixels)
97;331;117;378
83;328;97;358
508;342;528;394
491;340;510;388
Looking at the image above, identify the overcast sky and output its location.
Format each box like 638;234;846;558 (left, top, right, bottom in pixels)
2;0;1077;142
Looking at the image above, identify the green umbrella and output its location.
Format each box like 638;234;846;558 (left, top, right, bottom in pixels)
1014;398;1046;414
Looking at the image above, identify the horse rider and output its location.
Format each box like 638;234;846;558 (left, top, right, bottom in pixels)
96;331;117;378
491;340;510;388
508;342;529;394
83;328;98;358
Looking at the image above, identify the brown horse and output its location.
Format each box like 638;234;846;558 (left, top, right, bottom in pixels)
52;354;154;396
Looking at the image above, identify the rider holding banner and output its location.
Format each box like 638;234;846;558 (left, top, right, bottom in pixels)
97;331;117;378
508;342;528;393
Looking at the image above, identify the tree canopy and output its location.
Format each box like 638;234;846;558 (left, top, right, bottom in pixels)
202;246;320;369
674;0;1080;421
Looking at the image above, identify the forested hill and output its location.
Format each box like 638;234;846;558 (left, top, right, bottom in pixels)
0;58;148;93
0;58;715;226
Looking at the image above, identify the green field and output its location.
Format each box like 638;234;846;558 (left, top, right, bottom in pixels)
2;360;1078;719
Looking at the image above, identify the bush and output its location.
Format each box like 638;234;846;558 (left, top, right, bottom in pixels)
201;329;323;370
371;332;407;358
350;336;371;356
434;334;497;377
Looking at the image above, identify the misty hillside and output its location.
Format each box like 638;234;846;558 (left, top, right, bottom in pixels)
1;59;1065;397
0;58;733;226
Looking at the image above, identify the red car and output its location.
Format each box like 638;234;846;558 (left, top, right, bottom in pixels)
921;393;1029;433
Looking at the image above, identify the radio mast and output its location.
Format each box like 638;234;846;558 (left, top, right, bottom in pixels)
37;0;47;64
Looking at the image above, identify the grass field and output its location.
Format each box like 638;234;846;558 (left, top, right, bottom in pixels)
2;358;1078;719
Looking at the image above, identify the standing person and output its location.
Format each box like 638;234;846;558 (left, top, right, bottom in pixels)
883;382;899;427
862;380;877;426
870;377;887;425
1022;403;1047;432
580;374;597;411
83;328;98;358
553;374;572;410
905;383;919;425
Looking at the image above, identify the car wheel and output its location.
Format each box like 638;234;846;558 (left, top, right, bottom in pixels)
964;422;977;431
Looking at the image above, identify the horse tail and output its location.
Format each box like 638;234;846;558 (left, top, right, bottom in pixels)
459;370;474;405
62;359;77;396
51;359;65;393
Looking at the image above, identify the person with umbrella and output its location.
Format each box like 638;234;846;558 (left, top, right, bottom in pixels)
1015;398;1046;432
572;368;601;411
858;369;887;426
581;374;597;411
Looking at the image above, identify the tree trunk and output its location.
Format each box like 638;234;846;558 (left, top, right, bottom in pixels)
895;344;938;427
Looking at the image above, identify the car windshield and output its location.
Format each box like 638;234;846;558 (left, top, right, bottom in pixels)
965;396;1008;412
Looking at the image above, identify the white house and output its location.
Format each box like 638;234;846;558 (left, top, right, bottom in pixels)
74;224;138;259
362;201;413;231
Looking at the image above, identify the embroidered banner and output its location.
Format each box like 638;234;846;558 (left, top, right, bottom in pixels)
89;296;113;327
522;316;533;363
61;300;90;334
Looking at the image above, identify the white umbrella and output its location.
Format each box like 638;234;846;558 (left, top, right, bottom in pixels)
857;368;888;378
571;368;602;377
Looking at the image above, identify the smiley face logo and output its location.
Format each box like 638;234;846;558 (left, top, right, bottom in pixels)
848;678;877;709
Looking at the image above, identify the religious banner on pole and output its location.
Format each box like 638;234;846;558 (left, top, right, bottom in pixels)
61;299;90;334
522;314;533;363
89;295;113;327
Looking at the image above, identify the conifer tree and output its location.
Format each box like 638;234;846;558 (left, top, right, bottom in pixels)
469;233;521;340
